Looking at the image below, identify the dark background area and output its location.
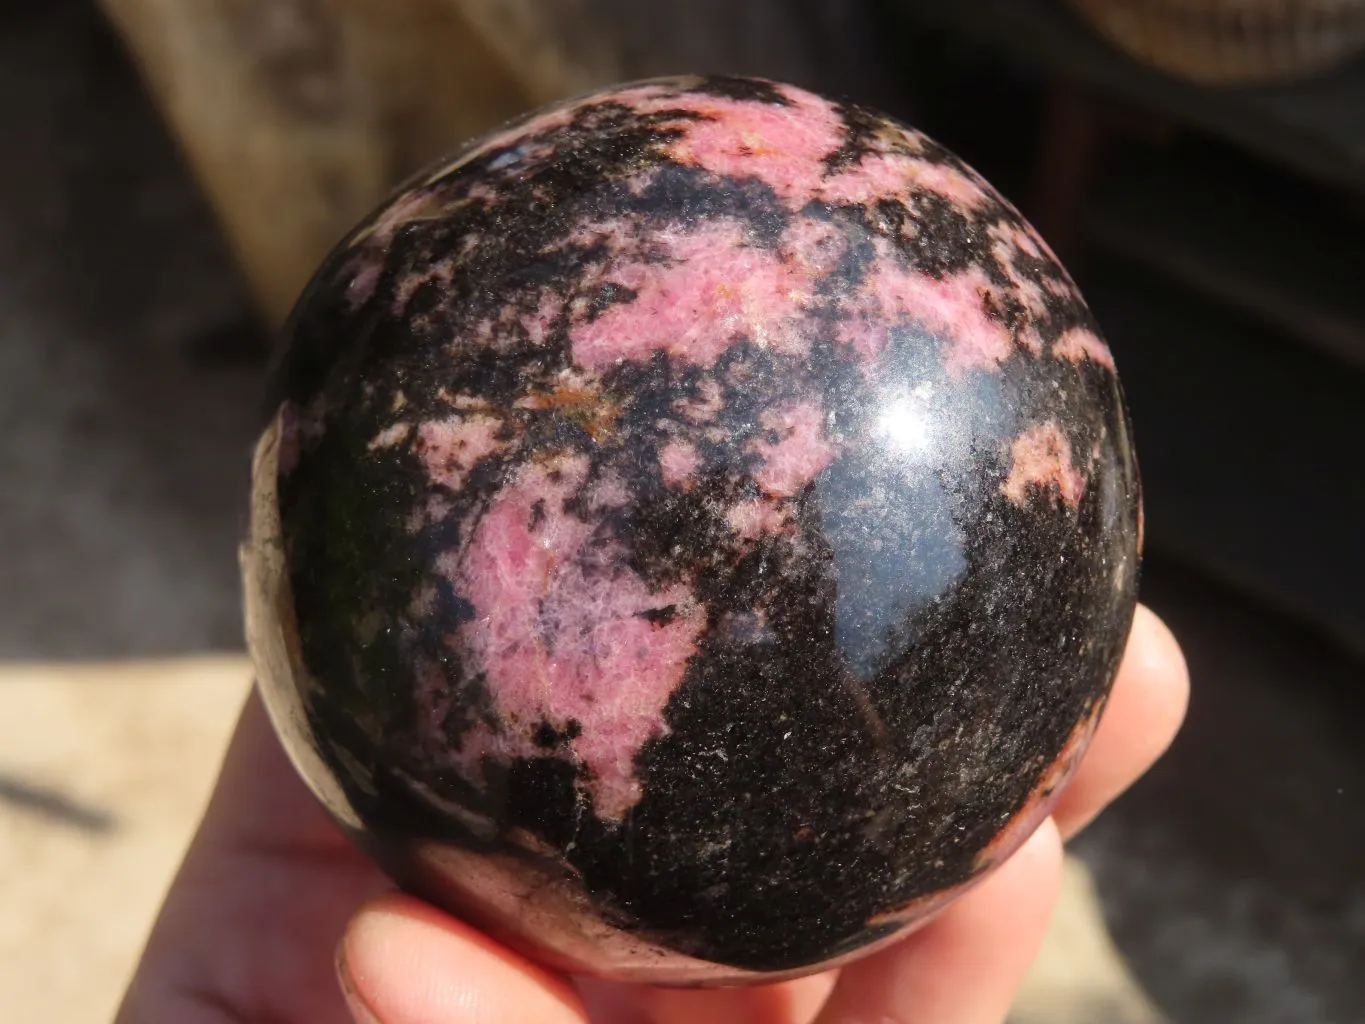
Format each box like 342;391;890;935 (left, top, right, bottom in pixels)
1;1;1362;1021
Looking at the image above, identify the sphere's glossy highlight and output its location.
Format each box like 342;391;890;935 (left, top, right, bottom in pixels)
243;75;1140;985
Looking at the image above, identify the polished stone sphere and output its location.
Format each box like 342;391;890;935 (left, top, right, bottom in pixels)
243;75;1140;985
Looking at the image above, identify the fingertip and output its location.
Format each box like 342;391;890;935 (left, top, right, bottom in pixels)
336;944;382;1024
973;815;1065;935
1131;604;1190;709
1130;603;1191;754
1009;814;1065;893
1052;604;1189;839
616;969;839;1024
338;893;589;1024
815;818;1063;1024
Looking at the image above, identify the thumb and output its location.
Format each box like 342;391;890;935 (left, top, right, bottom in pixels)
338;893;591;1024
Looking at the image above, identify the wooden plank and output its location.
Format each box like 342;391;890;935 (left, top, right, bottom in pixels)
99;0;534;325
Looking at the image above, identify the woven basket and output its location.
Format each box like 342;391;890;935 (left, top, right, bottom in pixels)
1067;0;1365;83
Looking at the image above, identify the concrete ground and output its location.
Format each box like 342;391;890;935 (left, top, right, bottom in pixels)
2;4;1362;1023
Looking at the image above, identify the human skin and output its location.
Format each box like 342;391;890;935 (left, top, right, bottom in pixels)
115;604;1187;1024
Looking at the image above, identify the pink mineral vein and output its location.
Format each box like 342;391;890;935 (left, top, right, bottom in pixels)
1001;421;1086;508
368;422;413;450
414;414;507;492
524;292;565;346
839;247;1014;373
394;259;455;314
780;215;847;278
749;402;838;497
992;220;1048;262
658;440;702;488
344;262;382;309
445;454;705;821
821;152;990;209
571;222;815;369
726;498;792;541
625;85;845;205
989;233;1051;356
467;290;568;350
343;187;451;308
1051;327;1116;372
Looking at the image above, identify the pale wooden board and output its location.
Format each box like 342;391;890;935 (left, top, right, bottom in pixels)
99;0;534;324
0;658;251;1024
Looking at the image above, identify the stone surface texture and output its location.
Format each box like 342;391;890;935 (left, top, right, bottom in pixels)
245;75;1140;982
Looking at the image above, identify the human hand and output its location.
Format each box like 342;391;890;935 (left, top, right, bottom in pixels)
115;604;1187;1024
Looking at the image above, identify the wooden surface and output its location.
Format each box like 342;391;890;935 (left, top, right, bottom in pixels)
0;658;251;1024
99;0;535;324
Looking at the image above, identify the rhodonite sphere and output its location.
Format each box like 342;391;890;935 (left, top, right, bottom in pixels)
243;75;1140;985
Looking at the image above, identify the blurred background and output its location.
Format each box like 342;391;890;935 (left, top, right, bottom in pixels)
2;1;1363;1021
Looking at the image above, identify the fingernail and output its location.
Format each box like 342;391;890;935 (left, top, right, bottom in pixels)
336;941;383;1024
